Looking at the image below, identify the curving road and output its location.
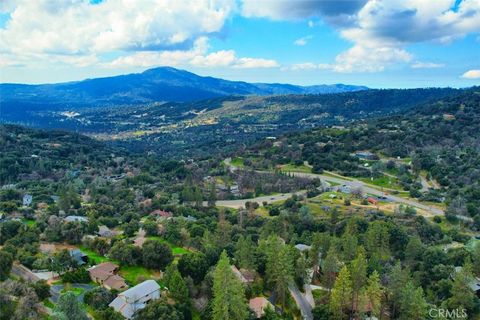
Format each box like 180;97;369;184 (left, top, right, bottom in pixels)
222;158;444;216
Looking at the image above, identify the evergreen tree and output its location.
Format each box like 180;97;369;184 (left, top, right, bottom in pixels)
365;271;383;318
322;246;340;291
53;292;89;320
349;250;367;315
164;264;189;304
234;235;256;270
329;266;353;320
448;261;478;313
212;251;248;320
398;282;427;320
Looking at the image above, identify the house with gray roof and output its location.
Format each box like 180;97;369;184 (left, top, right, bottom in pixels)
109;280;161;319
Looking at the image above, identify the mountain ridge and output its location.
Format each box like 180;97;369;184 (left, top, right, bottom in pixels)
0;66;368;108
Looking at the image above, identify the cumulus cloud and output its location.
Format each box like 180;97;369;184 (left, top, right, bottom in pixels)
242;0;367;25
1;0;235;55
462;69;480;79
294;35;313;46
243;0;480;73
105;37;279;69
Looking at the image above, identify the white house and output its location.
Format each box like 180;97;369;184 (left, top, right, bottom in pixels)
23;194;33;206
109;280;161;319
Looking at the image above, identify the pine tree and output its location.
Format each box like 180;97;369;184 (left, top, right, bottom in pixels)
329;266;353;320
164;264;189;304
349;250;367;315
322;246;340;291
448;261;477;312
53;292;89;320
212;251;248;320
365;270;383;318
234;235;256;270
398;282;427;320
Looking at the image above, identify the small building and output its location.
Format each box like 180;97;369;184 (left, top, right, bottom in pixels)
231;265;255;284
89;262;128;291
98;225;117;238
64;215;89;223
367;197;379;205
69;249;88;266
150;210;173;219
295;244;312;252
249;297;273;318
109;280;161;319
23;194;33;207
338;185;351;194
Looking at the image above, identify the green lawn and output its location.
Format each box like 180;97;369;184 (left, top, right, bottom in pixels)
280;163;312;173
119;266;156;285
358;175;404;191
22;218;36;227
61;287;85;296
146;237;190;255
231;157;245;167
78;246;110;264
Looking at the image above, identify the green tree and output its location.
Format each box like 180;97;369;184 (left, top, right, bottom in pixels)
349;250;367;315
0;251;13;281
365;221;390;261
133;298;182;320
83;287;115;310
234;235;256;270
164;264;189;304
472;242;480;277
329;266;352;320
178;252;209;284
447;262;478;313
322;246;340;291
32;280;51;300
398;282;427;320
141;240;173;270
365;271;383;318
261;236;294;308
404;236;423;268
53;292;89;320
212;251;248;320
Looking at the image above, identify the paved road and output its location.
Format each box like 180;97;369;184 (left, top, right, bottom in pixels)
287;171;444;216
11;263;40;282
289;284;313;320
223;158;444;216
209;191;306;209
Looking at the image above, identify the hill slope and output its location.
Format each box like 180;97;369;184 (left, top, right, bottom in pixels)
0;66;367;112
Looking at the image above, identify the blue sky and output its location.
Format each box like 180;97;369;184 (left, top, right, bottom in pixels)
0;0;479;87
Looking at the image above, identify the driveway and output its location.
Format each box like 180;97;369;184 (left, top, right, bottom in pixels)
289;284;313;320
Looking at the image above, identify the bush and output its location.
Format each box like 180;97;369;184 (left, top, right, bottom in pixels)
62;268;91;283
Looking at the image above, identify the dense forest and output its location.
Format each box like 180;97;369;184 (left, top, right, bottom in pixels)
0;88;479;320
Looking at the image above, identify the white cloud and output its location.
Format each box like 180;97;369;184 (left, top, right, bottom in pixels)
330;0;480;72
411;61;445;69
105;38;279;69
1;0;236;55
333;45;413;72
294;36;313;46
242;0;480;73
288;62;332;71
462;69;480;79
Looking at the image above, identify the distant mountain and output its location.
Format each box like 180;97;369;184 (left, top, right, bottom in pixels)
0;66;367;110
